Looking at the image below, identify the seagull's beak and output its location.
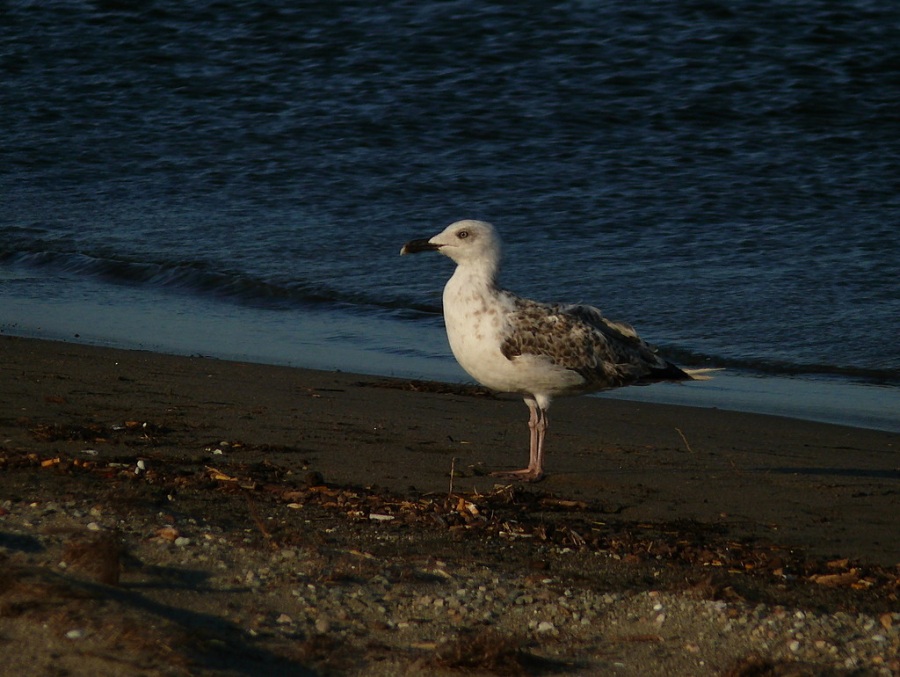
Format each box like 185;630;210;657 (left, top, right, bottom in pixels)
400;238;442;255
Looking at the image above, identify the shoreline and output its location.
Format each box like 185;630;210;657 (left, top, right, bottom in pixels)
1;313;897;433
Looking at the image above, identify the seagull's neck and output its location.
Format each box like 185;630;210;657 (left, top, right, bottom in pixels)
448;257;501;299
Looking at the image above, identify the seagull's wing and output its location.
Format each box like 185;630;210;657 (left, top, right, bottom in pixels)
499;297;686;388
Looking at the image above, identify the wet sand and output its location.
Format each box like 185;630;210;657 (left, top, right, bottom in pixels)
1;335;897;675
3;335;895;565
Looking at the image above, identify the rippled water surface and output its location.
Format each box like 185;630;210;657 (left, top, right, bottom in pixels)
2;1;898;428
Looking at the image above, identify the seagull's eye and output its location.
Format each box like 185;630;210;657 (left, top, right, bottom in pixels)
457;230;469;239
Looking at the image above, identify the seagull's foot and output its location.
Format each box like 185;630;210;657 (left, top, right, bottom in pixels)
489;467;545;482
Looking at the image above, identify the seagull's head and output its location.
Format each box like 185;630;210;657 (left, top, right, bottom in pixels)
400;220;501;267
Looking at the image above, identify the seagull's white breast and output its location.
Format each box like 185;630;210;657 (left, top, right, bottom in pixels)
441;268;582;396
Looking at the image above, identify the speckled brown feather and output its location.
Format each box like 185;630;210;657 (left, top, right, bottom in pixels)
499;295;689;389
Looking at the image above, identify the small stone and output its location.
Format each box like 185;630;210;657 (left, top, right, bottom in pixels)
315;617;331;634
65;629;84;640
276;613;293;625
86;522;101;532
157;527;179;541
174;537;191;547
536;621;555;634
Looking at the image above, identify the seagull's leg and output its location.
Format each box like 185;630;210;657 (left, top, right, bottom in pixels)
526;397;540;468
491;396;545;481
532;404;549;478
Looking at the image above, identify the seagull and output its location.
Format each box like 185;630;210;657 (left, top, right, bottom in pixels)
401;219;712;482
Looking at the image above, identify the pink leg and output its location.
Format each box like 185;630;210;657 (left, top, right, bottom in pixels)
491;397;548;482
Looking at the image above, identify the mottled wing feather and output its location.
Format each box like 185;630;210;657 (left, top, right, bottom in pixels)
499;297;670;388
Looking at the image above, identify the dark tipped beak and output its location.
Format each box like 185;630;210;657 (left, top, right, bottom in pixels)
400;238;441;255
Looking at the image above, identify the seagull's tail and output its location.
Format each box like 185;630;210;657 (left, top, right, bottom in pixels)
683;367;723;381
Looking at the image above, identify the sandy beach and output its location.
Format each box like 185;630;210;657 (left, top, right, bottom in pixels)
1;335;897;675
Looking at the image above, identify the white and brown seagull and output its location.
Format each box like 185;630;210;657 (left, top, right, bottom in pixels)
401;219;712;481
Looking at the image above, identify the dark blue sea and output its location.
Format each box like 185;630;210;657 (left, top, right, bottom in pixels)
2;1;898;431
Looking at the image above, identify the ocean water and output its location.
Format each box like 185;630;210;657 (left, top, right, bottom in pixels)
1;1;898;431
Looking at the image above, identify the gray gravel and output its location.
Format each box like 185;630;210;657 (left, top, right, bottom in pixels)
1;496;897;676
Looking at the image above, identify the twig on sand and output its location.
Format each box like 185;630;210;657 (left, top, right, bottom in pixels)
675;427;694;453
246;494;278;549
449;457;459;498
